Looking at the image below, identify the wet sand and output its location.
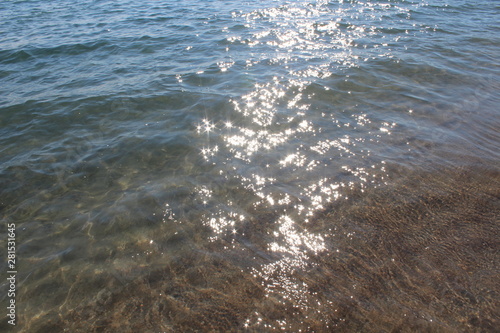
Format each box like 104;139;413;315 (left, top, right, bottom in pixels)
17;165;499;332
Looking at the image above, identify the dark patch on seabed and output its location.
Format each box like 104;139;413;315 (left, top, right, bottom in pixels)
12;164;498;333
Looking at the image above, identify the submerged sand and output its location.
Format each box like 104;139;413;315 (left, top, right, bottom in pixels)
18;165;499;332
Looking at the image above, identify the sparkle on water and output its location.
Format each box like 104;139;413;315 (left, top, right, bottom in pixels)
183;1;407;327
3;0;498;331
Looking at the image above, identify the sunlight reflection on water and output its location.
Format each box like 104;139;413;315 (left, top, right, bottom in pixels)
4;0;498;330
187;2;404;326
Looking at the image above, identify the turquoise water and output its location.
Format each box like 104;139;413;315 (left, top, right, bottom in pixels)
1;0;499;331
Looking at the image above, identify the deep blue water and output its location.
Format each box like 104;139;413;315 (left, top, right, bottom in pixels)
1;0;499;331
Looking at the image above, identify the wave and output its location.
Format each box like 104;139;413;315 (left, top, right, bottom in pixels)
0;40;114;65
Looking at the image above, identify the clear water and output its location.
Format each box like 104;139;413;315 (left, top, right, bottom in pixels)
0;0;499;331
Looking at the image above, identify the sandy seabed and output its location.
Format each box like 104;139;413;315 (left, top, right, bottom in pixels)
14;164;499;333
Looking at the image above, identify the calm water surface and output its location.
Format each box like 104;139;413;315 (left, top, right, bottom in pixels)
0;0;499;331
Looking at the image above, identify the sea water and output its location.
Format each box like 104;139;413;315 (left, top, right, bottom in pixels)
0;0;499;331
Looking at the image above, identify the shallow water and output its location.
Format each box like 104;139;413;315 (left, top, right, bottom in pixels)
0;0;499;331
